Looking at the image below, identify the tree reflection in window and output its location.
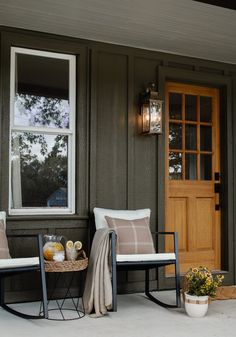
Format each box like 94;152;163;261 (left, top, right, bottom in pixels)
12;132;68;208
169;152;182;180
14;93;69;128
11;94;69;208
169;123;182;149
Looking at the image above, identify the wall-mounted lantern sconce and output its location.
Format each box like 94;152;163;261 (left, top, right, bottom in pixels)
140;83;163;134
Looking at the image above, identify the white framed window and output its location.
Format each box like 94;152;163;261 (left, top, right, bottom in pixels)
9;47;76;215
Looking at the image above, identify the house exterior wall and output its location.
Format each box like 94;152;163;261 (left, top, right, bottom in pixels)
0;26;236;300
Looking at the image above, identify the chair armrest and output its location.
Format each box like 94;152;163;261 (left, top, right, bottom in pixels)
109;230;179;256
151;231;179;255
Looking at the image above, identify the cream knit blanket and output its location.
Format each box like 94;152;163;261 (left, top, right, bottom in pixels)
83;228;113;317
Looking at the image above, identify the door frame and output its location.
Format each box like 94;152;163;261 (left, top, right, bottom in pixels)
157;65;234;288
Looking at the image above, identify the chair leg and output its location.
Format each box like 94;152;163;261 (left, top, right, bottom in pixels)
145;267;180;309
174;261;181;308
111;231;117;312
112;266;117;312
145;269;150;295
0;277;4;306
173;231;181;308
39;265;48;318
38;234;48;319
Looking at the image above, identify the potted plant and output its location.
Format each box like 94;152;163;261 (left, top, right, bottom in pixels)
184;266;224;318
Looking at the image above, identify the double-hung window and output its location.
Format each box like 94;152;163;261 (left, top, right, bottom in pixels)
9;47;76;215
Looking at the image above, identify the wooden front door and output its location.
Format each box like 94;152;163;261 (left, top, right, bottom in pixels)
165;82;221;274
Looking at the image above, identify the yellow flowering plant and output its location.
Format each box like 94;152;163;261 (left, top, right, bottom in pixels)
185;266;224;297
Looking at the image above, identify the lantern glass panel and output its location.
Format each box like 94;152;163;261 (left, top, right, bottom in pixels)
150;100;162;133
142;104;150;133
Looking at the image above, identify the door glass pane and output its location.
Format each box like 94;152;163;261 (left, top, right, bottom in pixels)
185;125;197;150
14;53;70;129
169;152;182;180
200;154;212;180
169;93;182;120
185;95;197;121
185;154;197;180
200;96;212;122
200;126;212;151
169;123;182;149
11;132;68;208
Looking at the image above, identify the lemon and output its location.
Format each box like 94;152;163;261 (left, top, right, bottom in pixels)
66;240;74;249
74;241;82;251
53;242;64;251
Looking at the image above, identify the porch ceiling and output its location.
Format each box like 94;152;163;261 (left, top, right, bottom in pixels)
0;0;235;65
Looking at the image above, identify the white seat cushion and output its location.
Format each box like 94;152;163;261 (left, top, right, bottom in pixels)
94;207;151;230
0;257;39;269
116;253;176;262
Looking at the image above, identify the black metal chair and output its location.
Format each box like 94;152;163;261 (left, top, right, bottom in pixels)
94;207;181;312
0;212;48;319
110;230;181;311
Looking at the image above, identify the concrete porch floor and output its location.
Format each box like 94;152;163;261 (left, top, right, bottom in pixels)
0;291;236;337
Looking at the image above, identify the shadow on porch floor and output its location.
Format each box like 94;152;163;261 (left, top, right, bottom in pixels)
0;291;236;337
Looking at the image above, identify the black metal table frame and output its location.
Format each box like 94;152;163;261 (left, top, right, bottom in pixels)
40;268;86;321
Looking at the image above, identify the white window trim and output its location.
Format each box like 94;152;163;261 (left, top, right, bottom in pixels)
9;47;76;215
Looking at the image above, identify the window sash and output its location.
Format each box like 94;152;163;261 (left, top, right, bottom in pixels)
9;47;76;215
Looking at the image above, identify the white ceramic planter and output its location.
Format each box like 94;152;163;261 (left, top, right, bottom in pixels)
184;292;209;318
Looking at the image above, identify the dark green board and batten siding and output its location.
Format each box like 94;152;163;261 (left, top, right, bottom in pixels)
0;27;236;300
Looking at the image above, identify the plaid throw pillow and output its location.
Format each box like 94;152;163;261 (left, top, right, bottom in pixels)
0;220;10;259
105;216;155;254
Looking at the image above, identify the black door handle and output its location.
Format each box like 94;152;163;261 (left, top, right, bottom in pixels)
214;183;220;193
214;172;220;181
